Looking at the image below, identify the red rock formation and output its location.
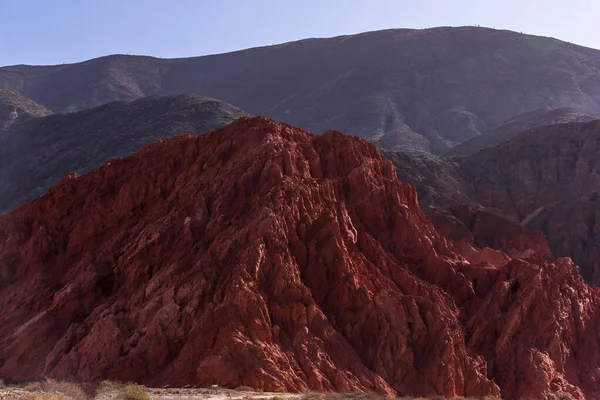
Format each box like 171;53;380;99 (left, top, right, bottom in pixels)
1;117;599;399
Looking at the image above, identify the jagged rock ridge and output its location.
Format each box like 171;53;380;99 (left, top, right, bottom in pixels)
3;27;600;153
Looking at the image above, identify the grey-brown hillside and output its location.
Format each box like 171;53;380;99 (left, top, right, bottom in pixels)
3;27;600;154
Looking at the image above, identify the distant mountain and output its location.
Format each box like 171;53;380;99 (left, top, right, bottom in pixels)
2;27;600;154
0;94;247;214
0;87;51;130
445;108;596;156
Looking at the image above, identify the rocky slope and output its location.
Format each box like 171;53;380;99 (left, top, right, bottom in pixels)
387;119;600;286
526;192;600;284
382;152;469;208
460;119;600;284
461;120;600;220
2;27;600;153
0;86;51;130
445;108;596;157
1;117;599;399
0;94;247;214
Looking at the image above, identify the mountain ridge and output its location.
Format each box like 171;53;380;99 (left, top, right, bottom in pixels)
3;26;600;154
5;26;600;68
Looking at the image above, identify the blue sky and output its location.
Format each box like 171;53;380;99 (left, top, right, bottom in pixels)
0;0;597;66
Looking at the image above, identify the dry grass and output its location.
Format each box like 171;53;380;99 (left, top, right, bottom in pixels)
117;384;151;400
19;394;72;400
15;379;89;400
96;379;125;394
95;381;151;399
0;380;505;400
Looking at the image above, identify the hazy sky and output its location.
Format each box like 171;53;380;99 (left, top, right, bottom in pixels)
1;0;598;66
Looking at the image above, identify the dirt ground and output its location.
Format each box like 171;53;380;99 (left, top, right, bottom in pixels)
0;385;302;400
97;387;302;400
0;383;505;400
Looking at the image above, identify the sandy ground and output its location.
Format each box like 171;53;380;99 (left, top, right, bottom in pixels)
102;387;302;400
0;386;303;400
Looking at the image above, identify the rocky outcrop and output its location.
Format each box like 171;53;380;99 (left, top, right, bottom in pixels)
1;117;600;399
3;27;600;154
0;94;247;214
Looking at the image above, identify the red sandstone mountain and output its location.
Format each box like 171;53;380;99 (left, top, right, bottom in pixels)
1;117;600;399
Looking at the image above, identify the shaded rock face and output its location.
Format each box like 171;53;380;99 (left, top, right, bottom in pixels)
3;27;600;154
1;117;600;399
0;94;247;214
526;193;600;284
461;120;600;221
383;152;469;208
387;119;600;286
445;107;596;157
459;120;600;284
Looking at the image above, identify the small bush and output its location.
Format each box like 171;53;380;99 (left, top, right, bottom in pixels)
41;379;88;400
23;381;45;392
97;380;124;394
119;384;151;400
